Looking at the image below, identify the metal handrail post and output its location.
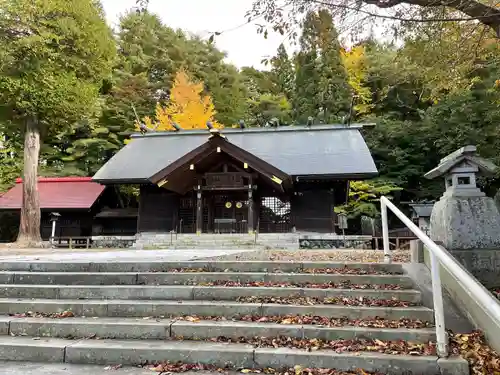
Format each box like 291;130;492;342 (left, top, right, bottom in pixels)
381;196;450;356
429;250;448;357
381;199;391;264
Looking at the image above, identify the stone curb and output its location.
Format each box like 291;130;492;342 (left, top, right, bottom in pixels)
0;271;414;288
5;316;436;342
0;285;422;303
0;261;405;274
0;298;435;321
0;336;468;375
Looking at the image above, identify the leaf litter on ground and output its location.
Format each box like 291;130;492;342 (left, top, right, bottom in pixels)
235;295;415;307
170;334;436;356
208;249;411;263
9;310;74;319
450;331;500;375
165;265;398;276
190;280;402;290
7;310;434;329
141;362;384;374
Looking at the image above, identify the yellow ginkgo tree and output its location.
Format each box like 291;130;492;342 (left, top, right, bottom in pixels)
135;70;222;132
341;45;373;115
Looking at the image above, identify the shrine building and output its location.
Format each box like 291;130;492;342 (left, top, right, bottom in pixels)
92;124;378;235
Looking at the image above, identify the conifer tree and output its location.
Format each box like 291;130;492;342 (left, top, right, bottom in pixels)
294;12;321;123
271;44;295;100
293;10;351;123
315;10;351;122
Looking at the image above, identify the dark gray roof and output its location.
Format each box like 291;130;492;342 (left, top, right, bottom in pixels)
92;124;378;183
409;203;434;218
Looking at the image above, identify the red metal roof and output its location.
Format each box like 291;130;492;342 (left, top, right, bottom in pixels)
0;177;105;210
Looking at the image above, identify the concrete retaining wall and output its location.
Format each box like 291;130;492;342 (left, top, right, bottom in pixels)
412;240;500;352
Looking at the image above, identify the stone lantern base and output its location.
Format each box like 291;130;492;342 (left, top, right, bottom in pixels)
430;195;500;287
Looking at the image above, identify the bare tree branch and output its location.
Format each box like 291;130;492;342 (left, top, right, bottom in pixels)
251;0;500;37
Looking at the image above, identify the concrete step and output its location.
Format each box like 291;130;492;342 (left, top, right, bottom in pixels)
0;261;405;274
6;316;436;342
0;285;422;303
0;336;466;375
0;299;435;321
4;272;414;288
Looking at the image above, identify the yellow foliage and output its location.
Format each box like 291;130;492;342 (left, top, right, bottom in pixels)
341;46;373;114
139;70;222;132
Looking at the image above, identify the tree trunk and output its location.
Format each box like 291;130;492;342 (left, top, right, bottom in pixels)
16;117;42;247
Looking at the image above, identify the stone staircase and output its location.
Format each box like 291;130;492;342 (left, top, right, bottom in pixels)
0;260;468;374
134;233;300;250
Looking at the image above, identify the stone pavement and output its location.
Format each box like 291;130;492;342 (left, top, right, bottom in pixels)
0;362;224;375
0;362;154;375
0;248;251;262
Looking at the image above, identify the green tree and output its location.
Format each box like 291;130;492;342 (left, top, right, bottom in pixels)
270;44;295;100
294;12;321;122
335;180;402;219
0;135;22;193
315;10;351;122
240;67;276;98
246;94;292;127
294;11;351;123
0;0;116;245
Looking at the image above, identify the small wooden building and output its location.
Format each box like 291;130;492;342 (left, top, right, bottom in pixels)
409;203;434;234
93;124;378;235
0;177;128;241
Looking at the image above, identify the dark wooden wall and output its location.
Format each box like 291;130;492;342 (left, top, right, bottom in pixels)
137;185;179;233
290;190;335;232
41;211;93;239
290;181;349;233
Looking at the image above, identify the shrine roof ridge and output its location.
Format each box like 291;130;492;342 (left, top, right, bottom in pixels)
93;123;378;184
131;123;372;138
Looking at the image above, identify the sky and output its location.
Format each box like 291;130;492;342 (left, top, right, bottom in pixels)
101;0;286;69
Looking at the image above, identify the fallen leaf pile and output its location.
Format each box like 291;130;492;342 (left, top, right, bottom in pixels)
302;267;399;275
450;331;500;375
174;335;435;356
142;362;383;375
240;315;433;329
236;295;415;307
6;311;434;329
193;280;402;290
167;267;208;273
9;310;74;319
166;266;398;275
209;249;411;263
174;314;433;328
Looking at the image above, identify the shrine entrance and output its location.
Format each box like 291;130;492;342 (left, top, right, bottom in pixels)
150;129;294;235
207;192;249;233
195;165;256;234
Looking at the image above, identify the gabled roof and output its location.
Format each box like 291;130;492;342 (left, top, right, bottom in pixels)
149;131;293;194
409;203;434;218
0;177;105;210
92;124;378;184
424;145;498;179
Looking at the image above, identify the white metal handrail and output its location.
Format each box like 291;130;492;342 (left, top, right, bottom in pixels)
381;196;500;358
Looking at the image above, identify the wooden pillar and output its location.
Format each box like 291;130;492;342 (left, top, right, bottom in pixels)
196;184;202;235
207;194;213;233
248;185;254;234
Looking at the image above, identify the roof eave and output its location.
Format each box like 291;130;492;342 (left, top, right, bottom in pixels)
293;172;379;180
91;178;150;185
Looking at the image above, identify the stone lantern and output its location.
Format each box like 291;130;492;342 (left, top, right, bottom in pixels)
424;145;500;252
